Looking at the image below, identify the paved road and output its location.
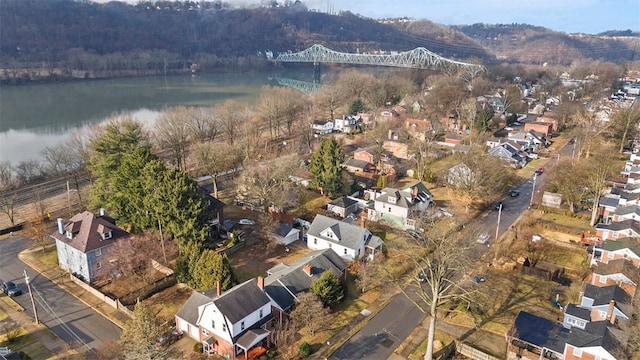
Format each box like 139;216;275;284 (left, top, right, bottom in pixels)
331;285;426;360
0;236;121;352
331;142;574;360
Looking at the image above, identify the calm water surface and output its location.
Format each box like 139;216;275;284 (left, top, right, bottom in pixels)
0;73;287;164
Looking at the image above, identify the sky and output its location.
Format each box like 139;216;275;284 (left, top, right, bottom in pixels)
92;0;640;34
302;0;640;34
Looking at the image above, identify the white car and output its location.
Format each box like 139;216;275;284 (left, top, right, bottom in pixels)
476;232;490;244
238;219;255;225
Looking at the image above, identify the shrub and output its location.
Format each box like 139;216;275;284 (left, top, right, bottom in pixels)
299;342;312;357
266;349;277;358
259;356;268;360
193;342;203;353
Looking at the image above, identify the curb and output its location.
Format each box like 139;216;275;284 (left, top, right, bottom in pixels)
18;248;125;330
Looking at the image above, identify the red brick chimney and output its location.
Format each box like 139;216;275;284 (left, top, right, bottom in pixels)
257;276;264;290
216;280;221;297
605;299;615;321
303;264;312;276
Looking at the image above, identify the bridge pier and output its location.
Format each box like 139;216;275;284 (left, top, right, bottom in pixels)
313;62;321;83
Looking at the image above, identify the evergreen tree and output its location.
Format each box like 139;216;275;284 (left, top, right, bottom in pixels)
142;166;210;249
192;249;235;290
88;117;149;210
349;98;364;115
310;271;344;308
308;138;345;197
119;301;167;360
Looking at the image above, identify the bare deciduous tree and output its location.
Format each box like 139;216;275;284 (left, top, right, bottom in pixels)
237;155;299;212
219;100;250;146
290;292;329;336
0;161;18;225
154;106;192;171
191;142;238;198
397;227;474;360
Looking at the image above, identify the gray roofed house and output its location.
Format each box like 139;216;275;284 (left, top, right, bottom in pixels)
175;278;273;359
596;219;640;241
342;158;373;173
592;259;639;296
563;304;591;329
613;204;640;221
271;223;300;245
565;320;626;359
580;283;632;320
370;182;433;229
306;214;383;260
264;249;348;311
327;196;359;218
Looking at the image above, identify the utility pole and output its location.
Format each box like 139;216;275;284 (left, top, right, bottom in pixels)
24;269;39;324
66;180;71;211
495;202;502;242
530;174;537;208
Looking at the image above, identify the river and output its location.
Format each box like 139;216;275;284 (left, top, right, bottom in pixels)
0;72;302;165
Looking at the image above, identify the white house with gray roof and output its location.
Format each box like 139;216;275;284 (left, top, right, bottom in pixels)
264;249;348;313
306;214;383;261
368;182;433;229
175;279;272;359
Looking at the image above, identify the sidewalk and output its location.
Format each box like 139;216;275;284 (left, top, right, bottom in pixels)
0;296;70;358
392;316;507;359
18;246;130;329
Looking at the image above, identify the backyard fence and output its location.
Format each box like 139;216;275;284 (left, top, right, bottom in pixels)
119;274;177;306
455;341;501;360
69;274;132;318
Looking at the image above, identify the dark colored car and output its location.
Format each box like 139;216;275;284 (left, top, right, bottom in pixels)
535;167;544;175
156;327;183;347
1;281;22;297
508;189;520;197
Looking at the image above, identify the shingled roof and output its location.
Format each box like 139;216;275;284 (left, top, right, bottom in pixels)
264;248;348;311
50;211;130;253
210;279;271;324
307;214;375;251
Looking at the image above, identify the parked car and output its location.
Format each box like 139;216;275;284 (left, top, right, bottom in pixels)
476;232;490;244
508;189;520;197
238;219;255;225
407;230;422;240
568;137;575;145
416;271;426;283
1;281;22;297
156;327;183;347
534;167;544;175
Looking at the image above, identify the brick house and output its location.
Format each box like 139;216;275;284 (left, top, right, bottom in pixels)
524;122;553;137
353;148;376;164
589;259;639;296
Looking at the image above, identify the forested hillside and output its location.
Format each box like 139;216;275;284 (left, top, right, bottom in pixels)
0;0;489;69
453;23;639;64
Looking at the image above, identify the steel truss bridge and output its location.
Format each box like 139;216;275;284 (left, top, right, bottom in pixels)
273;44;484;72
268;77;321;95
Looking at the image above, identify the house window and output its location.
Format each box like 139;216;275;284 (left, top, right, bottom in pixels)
613;231;618;238
344;248;347;255
600;311;607;318
313;238;317;245
222;323;227;332
572;347;582;356
95;248;102;257
66;231;72;239
608;251;615;259
211;320;215;329
241;321;245;330
259;309;263;318
599;275;606;284
101;231;112;240
388;207;391;212
202;329;209;336
96;262;102;269
329;243;332;248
